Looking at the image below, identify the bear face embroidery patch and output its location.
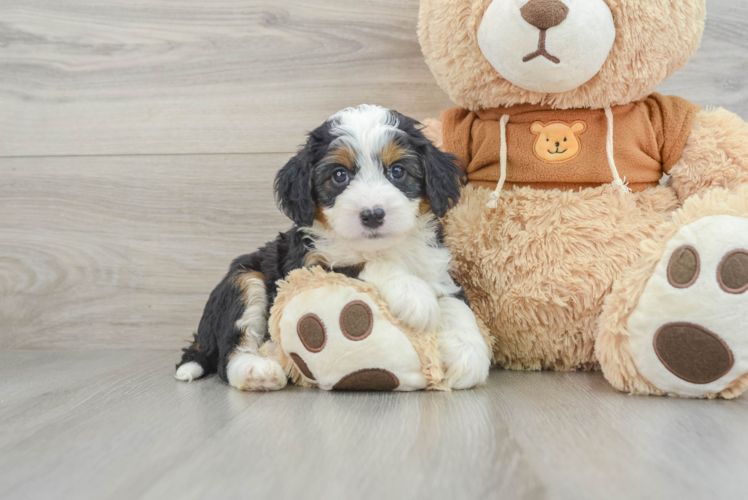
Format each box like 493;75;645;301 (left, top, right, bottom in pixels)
530;120;587;163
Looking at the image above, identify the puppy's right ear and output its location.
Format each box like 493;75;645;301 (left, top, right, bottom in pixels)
274;148;316;227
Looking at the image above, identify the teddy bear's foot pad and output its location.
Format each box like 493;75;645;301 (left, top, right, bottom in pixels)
628;215;748;397
333;369;400;391
653;322;734;384
278;284;427;391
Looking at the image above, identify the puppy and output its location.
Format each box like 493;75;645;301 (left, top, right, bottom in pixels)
174;105;491;391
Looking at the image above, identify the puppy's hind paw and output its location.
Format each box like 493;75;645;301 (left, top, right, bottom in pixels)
227;353;287;392
175;361;204;382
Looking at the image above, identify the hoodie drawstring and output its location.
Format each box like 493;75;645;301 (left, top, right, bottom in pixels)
486;107;630;209
487;114;511;209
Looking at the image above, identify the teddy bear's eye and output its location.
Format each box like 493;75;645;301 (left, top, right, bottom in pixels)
546;138;549;142
564;137;567;142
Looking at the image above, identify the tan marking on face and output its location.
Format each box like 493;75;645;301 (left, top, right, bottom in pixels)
315;206;330;230
327;145;355;169
419;199;432;215
530;120;587;163
379;141;407;166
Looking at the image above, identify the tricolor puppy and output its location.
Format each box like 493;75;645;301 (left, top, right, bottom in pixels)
175;105;491;391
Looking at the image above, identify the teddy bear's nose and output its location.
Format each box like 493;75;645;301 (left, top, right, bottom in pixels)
555;141;560;147
521;0;569;30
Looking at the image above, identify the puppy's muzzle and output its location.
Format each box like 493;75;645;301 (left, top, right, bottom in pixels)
360;207;385;229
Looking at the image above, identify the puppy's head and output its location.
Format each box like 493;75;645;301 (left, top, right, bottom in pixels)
275;105;463;248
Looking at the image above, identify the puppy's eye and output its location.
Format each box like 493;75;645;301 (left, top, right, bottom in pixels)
390;164;405;180
332;168;350;185
563;137;567;142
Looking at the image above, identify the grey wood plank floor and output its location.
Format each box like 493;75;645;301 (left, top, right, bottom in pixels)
1;350;747;500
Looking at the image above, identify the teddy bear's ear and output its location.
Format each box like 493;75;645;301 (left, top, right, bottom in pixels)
571;121;587;134
530;122;545;135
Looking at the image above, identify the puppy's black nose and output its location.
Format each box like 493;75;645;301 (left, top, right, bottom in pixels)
555;142;560;147
360;208;385;229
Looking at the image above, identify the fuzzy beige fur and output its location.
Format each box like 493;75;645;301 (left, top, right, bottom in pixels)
268;266;450;390
443;184;679;371
419;0;705;111
419;0;748;398
596;185;748;399
669;109;748;201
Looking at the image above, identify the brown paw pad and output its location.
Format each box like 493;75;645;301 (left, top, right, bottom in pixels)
654;322;734;384
339;301;373;341
667;245;700;289
289;353;316;381
297;313;326;352
718;249;748;294
333;368;399;391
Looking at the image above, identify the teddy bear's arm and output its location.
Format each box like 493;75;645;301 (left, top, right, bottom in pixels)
668;108;748;201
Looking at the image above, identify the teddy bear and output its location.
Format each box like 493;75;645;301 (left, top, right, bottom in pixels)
418;0;748;398
264;266;465;391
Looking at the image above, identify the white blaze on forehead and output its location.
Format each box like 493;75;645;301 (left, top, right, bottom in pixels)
320;105;421;247
328;104;402;181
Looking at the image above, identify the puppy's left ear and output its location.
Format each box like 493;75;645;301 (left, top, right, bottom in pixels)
274;147;317;227
422;140;464;218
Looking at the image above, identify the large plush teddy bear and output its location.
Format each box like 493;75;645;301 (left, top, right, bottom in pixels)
419;0;748;398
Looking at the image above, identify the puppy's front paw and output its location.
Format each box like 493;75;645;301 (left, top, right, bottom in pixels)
441;340;491;390
227;353;287;391
437;296;491;390
386;281;440;333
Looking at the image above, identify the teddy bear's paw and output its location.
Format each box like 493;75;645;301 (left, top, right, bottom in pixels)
226;352;288;392
278;285;427;391
628;215;748;398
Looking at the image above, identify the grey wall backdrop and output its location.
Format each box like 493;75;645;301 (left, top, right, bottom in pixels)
1;0;746;351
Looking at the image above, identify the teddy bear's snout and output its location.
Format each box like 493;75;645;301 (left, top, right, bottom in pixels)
521;0;569;30
476;0;616;93
520;0;569;64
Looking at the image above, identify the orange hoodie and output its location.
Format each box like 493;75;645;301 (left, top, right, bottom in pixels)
440;93;701;193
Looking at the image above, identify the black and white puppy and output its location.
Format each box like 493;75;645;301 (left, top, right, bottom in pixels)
175;105;490;391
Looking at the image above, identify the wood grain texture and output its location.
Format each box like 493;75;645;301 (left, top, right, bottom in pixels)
657;0;748;116
0;0;454;157
1;1;746;157
0;350;747;500
1;3;747;499
0;154;290;349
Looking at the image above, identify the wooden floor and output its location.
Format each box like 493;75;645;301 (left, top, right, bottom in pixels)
2;350;748;500
1;1;747;499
